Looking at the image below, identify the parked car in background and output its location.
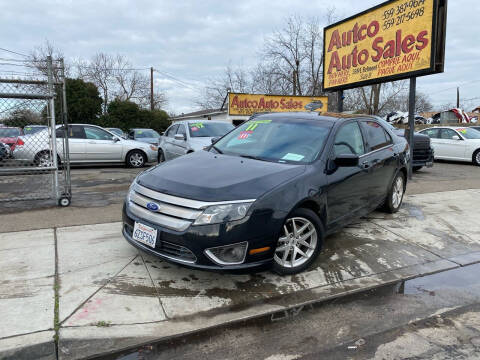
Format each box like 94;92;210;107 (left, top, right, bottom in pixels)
12;124;158;168
376;117;434;171
158;120;234;162
123;113;409;275
128;128;160;145
419;127;480;166
106;128;127;139
0;126;23;151
24;125;48;135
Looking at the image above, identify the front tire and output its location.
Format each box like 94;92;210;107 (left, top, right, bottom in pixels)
473;150;480;166
126;150;146;168
272;208;324;275
383;172;406;213
158;149;165;163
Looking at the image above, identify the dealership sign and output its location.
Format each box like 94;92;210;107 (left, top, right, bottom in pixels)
228;93;328;116
323;0;447;91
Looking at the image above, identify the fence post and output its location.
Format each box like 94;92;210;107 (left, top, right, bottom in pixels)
47;56;59;200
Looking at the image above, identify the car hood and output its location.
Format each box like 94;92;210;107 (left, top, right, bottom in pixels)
188;137;212;150
135;137;159;145
121;139;152;149
137;150;306;202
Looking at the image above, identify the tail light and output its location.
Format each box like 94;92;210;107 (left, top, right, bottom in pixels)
11;138;24;151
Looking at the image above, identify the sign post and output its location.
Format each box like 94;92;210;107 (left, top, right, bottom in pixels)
408;77;416;179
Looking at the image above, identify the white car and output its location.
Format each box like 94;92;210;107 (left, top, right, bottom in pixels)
158;120;234;162
419;127;480;166
12;124;158;168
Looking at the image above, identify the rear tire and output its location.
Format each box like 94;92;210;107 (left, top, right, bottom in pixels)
473;150;480;166
383;172;406;214
272;208;324;275
126;150;146;168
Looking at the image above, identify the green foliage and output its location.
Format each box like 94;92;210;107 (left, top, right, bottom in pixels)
4;109;46;128
64;78;103;124
97;99;171;133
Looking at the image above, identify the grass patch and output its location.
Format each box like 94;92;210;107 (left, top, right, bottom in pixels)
95;321;112;327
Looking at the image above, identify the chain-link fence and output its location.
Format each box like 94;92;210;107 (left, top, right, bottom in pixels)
0;56;71;206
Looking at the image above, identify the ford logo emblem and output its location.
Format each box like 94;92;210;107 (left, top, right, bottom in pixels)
146;202;159;211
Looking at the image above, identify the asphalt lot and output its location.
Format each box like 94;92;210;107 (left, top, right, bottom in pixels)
0;160;479;233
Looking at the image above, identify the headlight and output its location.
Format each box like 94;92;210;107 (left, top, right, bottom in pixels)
193;202;253;225
150;145;158;151
127;178;139;203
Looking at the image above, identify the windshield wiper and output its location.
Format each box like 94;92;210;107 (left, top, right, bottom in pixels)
212;145;223;154
239;154;270;162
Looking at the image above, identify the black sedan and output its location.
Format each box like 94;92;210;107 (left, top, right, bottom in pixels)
122;112;409;275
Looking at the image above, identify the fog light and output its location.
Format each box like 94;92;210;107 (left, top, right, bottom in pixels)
204;242;248;265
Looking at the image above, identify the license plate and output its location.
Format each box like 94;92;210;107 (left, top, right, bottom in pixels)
133;222;157;248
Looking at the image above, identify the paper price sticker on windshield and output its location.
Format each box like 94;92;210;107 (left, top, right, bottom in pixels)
238;131;253;140
190;123;204;128
191;127;199;132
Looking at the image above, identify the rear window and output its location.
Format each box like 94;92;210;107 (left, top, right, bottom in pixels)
0;128;21;137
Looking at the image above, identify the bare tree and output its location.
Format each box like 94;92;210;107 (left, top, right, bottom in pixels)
28;40;68;81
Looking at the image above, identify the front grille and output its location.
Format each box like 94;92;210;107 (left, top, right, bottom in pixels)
413;148;433;161
124;223;196;263
128;183;204;231
413;139;431;150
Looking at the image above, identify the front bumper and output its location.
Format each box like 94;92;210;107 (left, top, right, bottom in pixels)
413;147;434;168
122;202;280;272
145;148;158;163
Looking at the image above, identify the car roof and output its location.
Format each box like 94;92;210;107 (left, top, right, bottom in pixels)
252;111;379;123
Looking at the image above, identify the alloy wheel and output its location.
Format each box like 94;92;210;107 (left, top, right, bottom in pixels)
392;176;404;209
274;217;317;269
475;151;480;166
129;153;144;167
38;153;53;167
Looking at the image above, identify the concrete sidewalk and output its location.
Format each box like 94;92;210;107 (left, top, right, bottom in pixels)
1;189;480;359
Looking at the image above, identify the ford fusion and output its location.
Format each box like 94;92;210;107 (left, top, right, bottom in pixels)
123;113;409;274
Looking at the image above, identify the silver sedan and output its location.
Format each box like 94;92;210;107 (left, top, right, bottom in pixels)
12;124;158;168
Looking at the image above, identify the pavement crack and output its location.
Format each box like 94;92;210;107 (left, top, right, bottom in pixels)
141;254;169;320
59;255;138;327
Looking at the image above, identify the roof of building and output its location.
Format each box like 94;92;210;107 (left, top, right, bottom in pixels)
172;108;226;120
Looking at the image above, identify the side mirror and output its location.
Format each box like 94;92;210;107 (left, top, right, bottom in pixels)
174;134;185;141
113;137;120;142
334;154;359;167
451;135;461;140
211;137;219;144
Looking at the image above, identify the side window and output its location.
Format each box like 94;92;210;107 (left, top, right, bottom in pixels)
439;129;458;139
360;121;392;151
56;126;85;139
84;127;114;141
128;131;135;139
176;124;186;137
421;128;440;139
166;125;178;138
334;122;365;156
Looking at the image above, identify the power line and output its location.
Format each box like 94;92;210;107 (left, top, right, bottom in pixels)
0;47;28;58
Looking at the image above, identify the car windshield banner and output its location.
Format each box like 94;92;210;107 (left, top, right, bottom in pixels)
323;0;447;91
228;93;328;116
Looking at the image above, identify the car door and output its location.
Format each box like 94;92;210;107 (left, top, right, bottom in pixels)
359;120;397;207
170;124;189;158
163;124;178;160
83;126;122;161
436;128;468;160
326;120;371;228
55;125;86;162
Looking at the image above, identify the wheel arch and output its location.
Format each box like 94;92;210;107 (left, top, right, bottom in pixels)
291;198;327;230
125;148;147;163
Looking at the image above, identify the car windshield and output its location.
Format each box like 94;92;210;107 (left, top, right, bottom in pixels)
457;128;480;139
24;126;46;135
212;118;332;164
0;128;21;137
108;128;123;136
136;130;159;138
188;122;234;138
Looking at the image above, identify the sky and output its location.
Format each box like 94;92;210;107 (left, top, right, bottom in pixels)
0;0;478;114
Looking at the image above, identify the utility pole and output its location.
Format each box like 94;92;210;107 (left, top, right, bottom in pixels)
150;67;154;111
457;87;460;108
